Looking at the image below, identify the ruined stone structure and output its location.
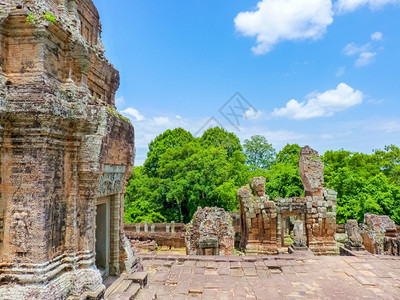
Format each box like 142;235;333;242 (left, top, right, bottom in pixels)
292;220;307;249
125;223;187;252
238;146;337;255
345;219;364;251
360;213;400;256
186;207;234;256
238;177;278;255
0;1;136;298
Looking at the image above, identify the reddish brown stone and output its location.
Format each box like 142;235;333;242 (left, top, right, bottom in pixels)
186;207;234;256
0;0;136;298
238;146;337;256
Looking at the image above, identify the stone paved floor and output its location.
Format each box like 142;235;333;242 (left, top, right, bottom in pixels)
135;251;400;300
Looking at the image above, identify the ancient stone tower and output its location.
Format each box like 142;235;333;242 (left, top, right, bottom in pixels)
0;0;136;298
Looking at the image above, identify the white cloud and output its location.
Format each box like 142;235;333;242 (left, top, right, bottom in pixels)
121;107;145;121
321;133;334;139
336;66;346;77
244;107;261;120
371;31;383;41
234;0;334;54
342;32;382;67
335;0;400;14
176;115;182;119
272;83;363;120
367;98;384;104
236;127;306;145
343;42;370;56
115;96;125;106
377;120;400;133
153;116;171;126
132;114;189;165
355;51;376;66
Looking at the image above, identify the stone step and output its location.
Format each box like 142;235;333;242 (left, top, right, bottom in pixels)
105;272;148;300
127;271;148;288
114;279;133;294
107;283;141;300
104;274;128;298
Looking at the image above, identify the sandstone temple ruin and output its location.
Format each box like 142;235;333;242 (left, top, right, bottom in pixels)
186;207;234;256
238;146;338;255
0;0;136;298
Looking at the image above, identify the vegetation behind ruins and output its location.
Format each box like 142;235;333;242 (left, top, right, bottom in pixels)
124;128;400;225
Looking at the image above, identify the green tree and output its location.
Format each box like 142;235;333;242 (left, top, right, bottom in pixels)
276;143;301;166
199;126;243;157
247;144;303;198
143;128;194;177
125;127;248;223
243;135;276;169
124;166;166;223
322;147;400;224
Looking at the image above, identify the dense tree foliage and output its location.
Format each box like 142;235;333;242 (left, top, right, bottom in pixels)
125;127;247;223
322;145;400;224
248;143;303;199
125;128;399;225
243;135;276;169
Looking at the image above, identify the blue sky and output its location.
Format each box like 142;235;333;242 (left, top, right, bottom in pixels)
93;0;400;166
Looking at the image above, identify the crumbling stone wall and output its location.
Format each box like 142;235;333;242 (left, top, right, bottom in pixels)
125;222;186;233
238;177;278;255
0;0;135;299
360;213;400;255
186;207;234;256
238;146;337;255
126;232;186;250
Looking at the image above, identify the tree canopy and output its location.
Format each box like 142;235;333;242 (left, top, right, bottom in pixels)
125;127;247;223
322;145;400;224
243;135;276;169
125;129;400;225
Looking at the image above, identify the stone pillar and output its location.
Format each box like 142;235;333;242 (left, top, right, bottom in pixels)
144;221;148;232
135;225;140;233
293;220;307;249
299;146;324;196
277;213;282;248
171;221;175;233
166;224;170;233
150;224;155;233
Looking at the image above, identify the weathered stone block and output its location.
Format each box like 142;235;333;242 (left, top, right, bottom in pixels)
325;195;337;201
186;207;234;256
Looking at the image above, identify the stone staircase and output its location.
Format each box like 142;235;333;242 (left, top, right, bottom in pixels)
105;272;148;300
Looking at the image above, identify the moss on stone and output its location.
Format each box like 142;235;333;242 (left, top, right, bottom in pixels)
106;106;131;124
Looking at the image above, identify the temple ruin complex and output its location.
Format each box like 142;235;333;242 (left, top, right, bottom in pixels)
0;0;136;298
238;146;337;255
1;1;400;299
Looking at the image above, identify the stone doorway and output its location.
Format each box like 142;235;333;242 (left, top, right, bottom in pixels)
96;197;110;278
279;213;307;248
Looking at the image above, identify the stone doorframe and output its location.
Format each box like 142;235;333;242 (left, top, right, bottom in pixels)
277;212;307;248
95;165;126;277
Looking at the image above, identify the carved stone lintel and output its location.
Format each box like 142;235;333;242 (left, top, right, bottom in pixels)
96;165;126;197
